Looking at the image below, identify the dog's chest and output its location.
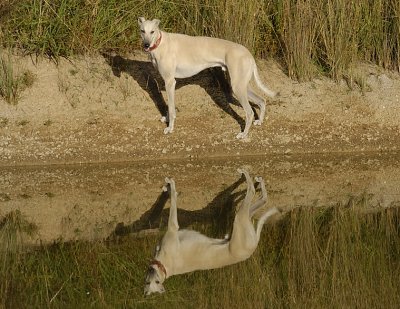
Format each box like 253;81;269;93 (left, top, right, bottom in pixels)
149;54;158;69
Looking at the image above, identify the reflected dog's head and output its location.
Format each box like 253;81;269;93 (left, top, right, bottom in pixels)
138;17;162;52
144;261;166;295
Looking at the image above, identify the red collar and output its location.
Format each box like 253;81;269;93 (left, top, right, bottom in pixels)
150;259;167;278
148;33;162;52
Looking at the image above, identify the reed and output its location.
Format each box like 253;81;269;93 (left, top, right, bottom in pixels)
0;0;399;79
274;0;319;80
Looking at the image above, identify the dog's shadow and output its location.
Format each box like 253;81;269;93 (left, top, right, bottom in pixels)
102;53;246;130
109;175;248;239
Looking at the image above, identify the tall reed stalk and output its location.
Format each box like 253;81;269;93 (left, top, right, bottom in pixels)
275;0;319;80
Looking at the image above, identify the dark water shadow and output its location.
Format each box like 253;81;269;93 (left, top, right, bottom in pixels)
102;53;246;131
109;175;247;239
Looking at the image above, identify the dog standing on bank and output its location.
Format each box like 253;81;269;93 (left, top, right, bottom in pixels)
144;169;279;295
138;17;277;139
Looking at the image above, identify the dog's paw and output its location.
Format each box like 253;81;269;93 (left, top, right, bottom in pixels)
237;168;250;178
255;176;263;183
160;116;167;123
164;177;175;187
253;120;262;126
163;127;173;134
236;132;248;139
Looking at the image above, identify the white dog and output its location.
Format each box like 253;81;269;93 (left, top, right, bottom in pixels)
138;17;277;139
144;169;279;295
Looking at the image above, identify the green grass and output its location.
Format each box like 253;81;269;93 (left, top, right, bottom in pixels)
1;206;399;308
0;52;35;105
0;54;23;105
0;0;399;80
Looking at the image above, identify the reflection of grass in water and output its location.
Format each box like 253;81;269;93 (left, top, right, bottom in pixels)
0;210;38;307
263;206;400;308
2;206;400;308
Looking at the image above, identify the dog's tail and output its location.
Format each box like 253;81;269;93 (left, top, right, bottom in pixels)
253;63;277;98
256;207;280;242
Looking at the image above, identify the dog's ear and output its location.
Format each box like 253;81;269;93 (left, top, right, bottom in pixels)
153;19;161;27
138;17;146;25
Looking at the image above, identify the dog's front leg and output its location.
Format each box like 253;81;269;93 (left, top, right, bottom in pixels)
164;77;176;134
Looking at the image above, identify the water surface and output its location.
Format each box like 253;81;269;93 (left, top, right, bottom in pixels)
1;153;399;244
1;154;399;307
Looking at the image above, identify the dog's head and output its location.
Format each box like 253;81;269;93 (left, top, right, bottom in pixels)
138;17;161;52
144;263;166;296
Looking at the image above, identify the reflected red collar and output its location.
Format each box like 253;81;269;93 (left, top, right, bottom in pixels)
150;259;167;278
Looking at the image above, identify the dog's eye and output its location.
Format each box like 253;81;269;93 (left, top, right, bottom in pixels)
141;30;145;33
155;280;160;284
150;31;155;34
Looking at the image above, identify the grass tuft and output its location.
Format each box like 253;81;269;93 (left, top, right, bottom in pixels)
0;52;36;105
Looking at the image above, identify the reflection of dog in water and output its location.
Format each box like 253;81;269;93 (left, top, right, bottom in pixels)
144;169;280;295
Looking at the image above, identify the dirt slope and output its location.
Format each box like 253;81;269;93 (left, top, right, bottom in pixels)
1;51;399;166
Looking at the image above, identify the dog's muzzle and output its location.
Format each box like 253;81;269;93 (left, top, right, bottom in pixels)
143;43;150;51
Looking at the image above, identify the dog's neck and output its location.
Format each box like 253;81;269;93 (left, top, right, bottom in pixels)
150;259;167;279
148;32;162;52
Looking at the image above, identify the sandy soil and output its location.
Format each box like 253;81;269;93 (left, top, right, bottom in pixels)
1;51;399;166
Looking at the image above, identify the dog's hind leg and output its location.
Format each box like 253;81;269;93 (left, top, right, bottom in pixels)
248;88;266;126
228;58;254;139
232;86;253;139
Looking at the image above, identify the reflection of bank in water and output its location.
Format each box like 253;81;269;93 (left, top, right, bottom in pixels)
0;205;399;307
1;154;399;245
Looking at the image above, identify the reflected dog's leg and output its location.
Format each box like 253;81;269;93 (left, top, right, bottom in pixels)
234;169;279;247
253;176;279;241
237;168;256;213
250;176;268;217
165;177;179;231
228;168;258;256
144;177;178;296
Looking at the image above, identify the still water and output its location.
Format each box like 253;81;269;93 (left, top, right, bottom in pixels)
1;154;399;307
